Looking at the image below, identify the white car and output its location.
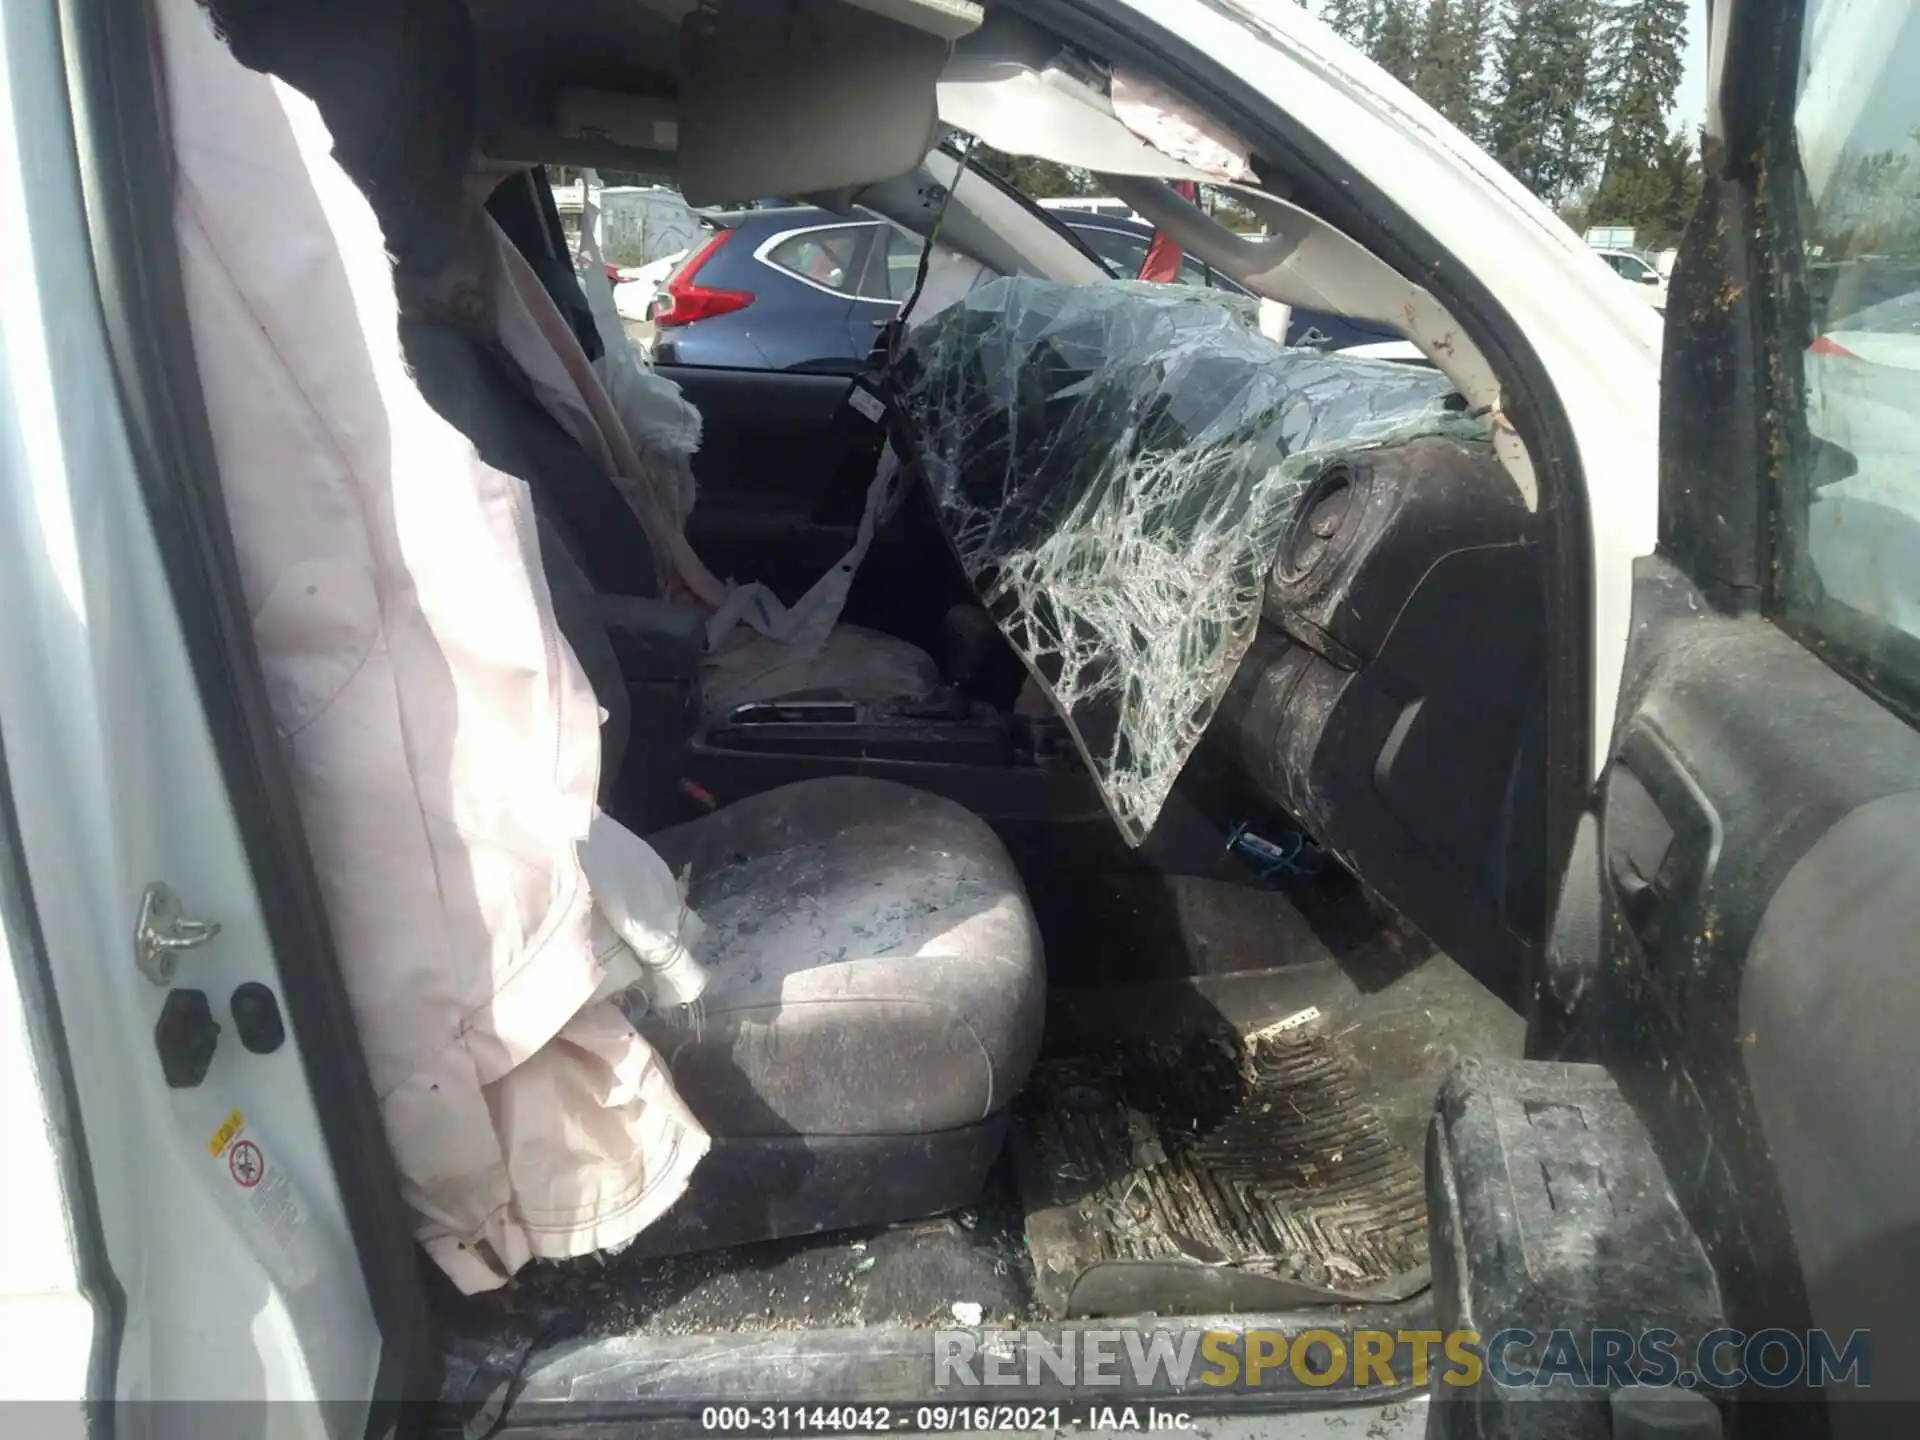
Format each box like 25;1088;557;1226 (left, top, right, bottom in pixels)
612;248;687;323
1;0;1909;1431
1595;246;1670;309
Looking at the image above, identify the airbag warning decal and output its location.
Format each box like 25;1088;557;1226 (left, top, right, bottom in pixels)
208;1107;244;1157
205;1107;318;1285
228;1139;264;1188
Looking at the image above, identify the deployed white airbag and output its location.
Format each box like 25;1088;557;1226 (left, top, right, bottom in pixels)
160;0;710;1291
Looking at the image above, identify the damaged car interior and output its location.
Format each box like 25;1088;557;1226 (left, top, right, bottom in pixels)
116;0;1588;1417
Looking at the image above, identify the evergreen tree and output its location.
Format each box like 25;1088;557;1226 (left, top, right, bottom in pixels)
1580;0;1689;237
1412;0;1492;135
1595;0;1687;180
1451;0;1497;141
1589;129;1701;245
1648;130;1705;244
1320;0;1381;49
1487;0;1600;204
1413;0;1457;101
1373;0;1421;82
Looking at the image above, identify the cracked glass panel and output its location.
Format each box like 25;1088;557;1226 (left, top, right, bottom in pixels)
900;277;1482;843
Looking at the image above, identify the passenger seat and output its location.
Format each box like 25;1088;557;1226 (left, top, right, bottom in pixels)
403;271;944;713
190;0;1046;1266
632;776;1045;1254
233;0;947;722
400;326;1045;1253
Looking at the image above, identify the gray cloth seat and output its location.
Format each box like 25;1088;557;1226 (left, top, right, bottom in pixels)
622;776;1047;1255
404;316;1046;1250
210;0;1028;1261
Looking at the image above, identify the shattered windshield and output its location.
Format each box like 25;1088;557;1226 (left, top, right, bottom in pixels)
899;278;1481;842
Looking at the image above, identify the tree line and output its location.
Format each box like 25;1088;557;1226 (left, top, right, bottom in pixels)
983;0;1698;251
1323;0;1698;246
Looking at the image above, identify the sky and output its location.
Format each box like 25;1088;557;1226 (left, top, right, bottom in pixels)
1675;0;1708;130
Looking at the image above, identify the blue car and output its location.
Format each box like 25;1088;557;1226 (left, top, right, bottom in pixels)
1061;213;1405;353
649;206;917;371
649;206;1401;370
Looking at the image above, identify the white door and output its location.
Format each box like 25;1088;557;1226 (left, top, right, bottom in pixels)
0;0;427;1430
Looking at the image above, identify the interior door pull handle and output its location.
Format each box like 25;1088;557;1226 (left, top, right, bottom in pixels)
1603;725;1722;956
1607;850;1661;937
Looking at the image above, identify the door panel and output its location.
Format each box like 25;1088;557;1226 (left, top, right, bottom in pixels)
44;0;432;1418
1553;561;1920;1410
1536;0;1920;1421
657;364;889;594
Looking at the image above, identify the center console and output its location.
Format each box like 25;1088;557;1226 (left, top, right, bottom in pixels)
683;691;1106;824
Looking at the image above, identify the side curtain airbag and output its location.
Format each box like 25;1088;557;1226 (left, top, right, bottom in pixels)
160;0;710;1291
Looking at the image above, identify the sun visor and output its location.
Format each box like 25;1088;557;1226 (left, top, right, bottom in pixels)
936;53;1214;184
934;13;1247;184
677;0;965;207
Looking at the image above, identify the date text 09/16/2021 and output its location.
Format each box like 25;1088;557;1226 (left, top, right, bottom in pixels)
699;1405;1194;1432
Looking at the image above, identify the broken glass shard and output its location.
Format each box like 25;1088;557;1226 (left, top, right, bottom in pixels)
898;277;1484;843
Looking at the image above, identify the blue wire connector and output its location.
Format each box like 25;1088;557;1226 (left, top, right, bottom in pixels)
1226;820;1320;881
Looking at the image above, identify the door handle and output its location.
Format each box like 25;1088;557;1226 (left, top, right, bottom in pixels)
1606;844;1662;937
1603;726;1721;959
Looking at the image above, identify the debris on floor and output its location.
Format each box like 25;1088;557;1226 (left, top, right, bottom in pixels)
1011;1007;1430;1317
425;1162;1040;1343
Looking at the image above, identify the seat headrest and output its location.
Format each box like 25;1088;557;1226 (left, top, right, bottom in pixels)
207;0;475;274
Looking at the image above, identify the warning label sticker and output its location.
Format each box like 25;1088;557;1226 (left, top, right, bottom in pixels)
228;1138;264;1189
208;1108;245;1158
207;1111;317;1287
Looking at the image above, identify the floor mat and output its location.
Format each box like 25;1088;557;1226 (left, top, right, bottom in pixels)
1011;1006;1430;1317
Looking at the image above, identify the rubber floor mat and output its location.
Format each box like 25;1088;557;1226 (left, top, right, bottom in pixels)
1010;1009;1429;1316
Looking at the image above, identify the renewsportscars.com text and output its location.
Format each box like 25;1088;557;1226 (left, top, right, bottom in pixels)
933;1326;1870;1391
